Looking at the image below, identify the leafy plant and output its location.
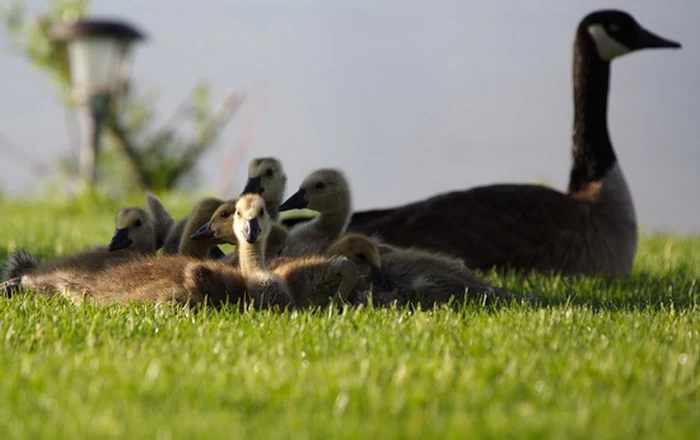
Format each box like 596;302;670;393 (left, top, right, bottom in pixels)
1;0;242;193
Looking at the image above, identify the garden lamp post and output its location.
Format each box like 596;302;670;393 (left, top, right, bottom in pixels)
53;19;145;184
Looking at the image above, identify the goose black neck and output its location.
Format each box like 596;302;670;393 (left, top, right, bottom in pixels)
568;34;617;193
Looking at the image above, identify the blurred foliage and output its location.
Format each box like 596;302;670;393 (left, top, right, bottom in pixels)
1;0;240;194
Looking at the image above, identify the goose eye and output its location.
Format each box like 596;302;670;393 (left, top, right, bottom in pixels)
265;169;274;177
315;182;326;190
134;219;142;228
355;252;367;261
220;211;231;219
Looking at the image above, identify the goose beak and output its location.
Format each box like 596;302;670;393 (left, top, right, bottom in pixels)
279;189;308;212
370;265;392;291
241;176;264;196
107;228;132;252
191;220;215;240
638;27;681;50
241;218;261;244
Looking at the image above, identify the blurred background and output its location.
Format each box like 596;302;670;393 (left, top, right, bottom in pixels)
1;0;698;233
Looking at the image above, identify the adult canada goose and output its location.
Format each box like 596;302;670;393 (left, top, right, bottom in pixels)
278;169;352;257
240;157;288;221
231;194;295;309
347;10;681;276
3;192;170;287
329;233;520;308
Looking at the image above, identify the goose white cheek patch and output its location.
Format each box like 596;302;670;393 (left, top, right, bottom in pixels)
588;24;631;60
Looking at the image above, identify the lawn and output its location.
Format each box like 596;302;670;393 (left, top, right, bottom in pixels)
0;194;698;439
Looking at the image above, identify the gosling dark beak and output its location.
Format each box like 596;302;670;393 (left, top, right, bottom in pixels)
279;189;308;212
107;228;132;252
241;176;264;196
191;220;215;240
370;265;392;291
241;218;261;244
637;27;681;50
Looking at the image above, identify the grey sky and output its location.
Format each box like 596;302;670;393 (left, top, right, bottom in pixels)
1;0;699;233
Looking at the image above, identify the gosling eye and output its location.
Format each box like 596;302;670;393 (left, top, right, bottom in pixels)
259;208;265;217
236;211;241;217
220;211;231;219
355;252;367;261
134;219;142;228
315;182;326;190
265;169;274;177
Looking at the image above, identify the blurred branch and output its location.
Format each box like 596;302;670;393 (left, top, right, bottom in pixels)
179;89;246;166
105;116;152;189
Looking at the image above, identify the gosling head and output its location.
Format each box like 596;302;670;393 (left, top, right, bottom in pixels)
233;194;272;245
108;207;155;252
191;199;236;243
580;10;681;62
279;169;350;214
241;157;287;207
328;233;391;291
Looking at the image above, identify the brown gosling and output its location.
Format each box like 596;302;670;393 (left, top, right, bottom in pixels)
232;194;295;309
162;218;187;255
326;233;393;306
278;169;351;257
240;157;288;221
191;199;289;265
270;253;358;308
177;198;226;259
328;233;520;308
20;196;296;309
3;193;169;293
107;192;173;254
46;255;248;308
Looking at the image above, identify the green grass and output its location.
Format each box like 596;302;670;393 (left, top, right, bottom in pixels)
0;196;698;439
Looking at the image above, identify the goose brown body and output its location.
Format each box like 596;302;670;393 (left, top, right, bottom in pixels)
348;10;680;276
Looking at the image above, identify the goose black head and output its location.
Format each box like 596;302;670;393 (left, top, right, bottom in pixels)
579;10;681;61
